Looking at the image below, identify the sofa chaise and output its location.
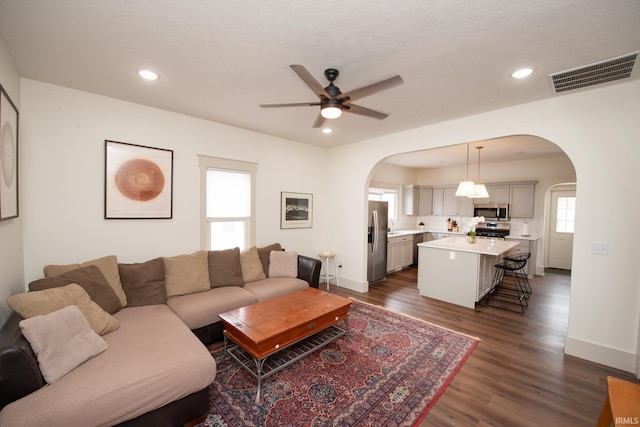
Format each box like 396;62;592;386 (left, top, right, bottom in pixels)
0;243;321;427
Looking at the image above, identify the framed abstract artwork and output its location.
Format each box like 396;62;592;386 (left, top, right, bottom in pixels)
0;84;19;221
104;140;173;219
281;191;312;229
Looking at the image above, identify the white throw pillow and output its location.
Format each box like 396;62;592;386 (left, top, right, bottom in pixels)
19;305;108;384
268;251;298;278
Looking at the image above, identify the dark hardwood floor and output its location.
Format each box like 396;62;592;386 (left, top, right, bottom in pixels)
328;266;638;426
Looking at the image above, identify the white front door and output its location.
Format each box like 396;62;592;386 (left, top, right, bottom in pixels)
548;189;575;270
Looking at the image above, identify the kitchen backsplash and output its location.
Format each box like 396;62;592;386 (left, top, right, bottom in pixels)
392;214;538;237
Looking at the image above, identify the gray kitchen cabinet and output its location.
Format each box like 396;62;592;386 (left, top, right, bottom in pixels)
509;183;535;218
387;235;414;272
490;185;510;204
443;186;474;216
432;187;444;215
402;185;419;215
471;184;510;204
418;187;433;214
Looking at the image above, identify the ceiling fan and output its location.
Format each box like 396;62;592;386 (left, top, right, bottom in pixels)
260;65;404;128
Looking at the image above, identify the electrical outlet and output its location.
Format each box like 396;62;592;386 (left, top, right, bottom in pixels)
591;242;609;255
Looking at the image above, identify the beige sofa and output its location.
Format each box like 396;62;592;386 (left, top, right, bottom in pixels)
0;243;321;427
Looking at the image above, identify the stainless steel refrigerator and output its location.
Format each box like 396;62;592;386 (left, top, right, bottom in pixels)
367;200;388;283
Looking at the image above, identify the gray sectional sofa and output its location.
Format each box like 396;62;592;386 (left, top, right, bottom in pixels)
0;243;321;427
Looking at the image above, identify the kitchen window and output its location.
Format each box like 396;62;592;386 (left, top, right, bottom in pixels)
368;186;397;222
198;155;257;250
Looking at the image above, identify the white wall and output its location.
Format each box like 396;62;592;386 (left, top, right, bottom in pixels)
0;37;24;326
326;80;640;373
20;79;328;284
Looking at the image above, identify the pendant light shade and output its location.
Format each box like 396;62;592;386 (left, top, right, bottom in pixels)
455;144;477;197
468;145;488;198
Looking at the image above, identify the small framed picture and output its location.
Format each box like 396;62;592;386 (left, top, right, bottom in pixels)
105;140;173;219
0;84;19;221
281;192;313;229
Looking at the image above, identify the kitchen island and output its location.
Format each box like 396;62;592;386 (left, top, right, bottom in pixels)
417;237;519;309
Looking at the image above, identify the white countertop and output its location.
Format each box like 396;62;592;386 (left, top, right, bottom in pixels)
418;236;519;256
388;229;465;237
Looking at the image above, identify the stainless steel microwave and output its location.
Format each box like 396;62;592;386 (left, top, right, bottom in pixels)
473;204;509;221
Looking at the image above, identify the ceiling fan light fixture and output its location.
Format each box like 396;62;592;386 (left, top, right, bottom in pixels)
321;100;342;119
322;128;333;134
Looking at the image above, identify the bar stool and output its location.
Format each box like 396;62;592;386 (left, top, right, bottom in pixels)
486;256;529;314
502;252;532;295
318;253;339;290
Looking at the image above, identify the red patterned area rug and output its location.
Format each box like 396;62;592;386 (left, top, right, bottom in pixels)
198;300;478;427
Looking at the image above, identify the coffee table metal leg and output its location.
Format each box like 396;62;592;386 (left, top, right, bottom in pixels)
254;358;266;404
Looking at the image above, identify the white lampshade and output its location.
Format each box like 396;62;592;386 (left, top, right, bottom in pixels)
455;179;476;197
469;183;489;199
321;106;342;119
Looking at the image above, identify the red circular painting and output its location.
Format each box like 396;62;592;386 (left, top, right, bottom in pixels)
114;158;165;201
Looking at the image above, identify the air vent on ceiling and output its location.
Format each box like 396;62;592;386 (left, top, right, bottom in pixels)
549;51;638;93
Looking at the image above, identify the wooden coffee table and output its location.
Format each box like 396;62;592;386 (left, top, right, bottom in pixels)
218;288;352;403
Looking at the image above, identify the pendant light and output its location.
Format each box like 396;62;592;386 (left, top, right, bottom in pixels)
470;146;489;198
455;144;477;197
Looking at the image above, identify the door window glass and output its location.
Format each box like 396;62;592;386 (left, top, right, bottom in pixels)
555;196;576;233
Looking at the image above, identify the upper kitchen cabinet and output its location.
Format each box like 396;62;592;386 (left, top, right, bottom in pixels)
403;185;435;215
418;187;433;214
509;183;536;218
472;184;510;204
443;186;474;216
402;185;419;215
432;187;444;215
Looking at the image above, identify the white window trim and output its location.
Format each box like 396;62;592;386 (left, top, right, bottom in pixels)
198;155;257;250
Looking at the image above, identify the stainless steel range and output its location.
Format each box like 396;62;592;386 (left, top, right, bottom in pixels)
475;222;510;239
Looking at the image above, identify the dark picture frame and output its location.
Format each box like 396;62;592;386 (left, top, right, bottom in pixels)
281;191;312;229
0;84;19;221
104;140;173;219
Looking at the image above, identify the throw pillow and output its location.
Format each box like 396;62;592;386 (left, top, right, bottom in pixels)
269;251;298;278
29;265;122;314
19;305;108;384
239;246;266;283
257;243;282;278
7;284;120;336
44;255;128;307
208;247;245;288
118;258;167;307
163;251;211;297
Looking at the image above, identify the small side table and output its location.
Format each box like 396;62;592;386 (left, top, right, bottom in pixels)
318;253;339;290
597;376;640;427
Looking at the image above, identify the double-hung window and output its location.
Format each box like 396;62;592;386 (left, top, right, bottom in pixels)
199;156;256;250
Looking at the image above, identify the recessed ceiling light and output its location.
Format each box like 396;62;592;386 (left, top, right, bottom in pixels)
322;128;333;134
137;69;159;80
511;67;535;79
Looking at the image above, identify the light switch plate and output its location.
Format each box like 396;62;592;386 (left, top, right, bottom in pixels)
591;242;609;255
449;251;455;260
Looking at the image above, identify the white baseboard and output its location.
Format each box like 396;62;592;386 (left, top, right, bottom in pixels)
564;335;638;375
331;276;368;293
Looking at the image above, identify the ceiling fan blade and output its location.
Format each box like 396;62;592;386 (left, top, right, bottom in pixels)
290;65;331;99
345;104;389;120
312;113;326;128
260;102;321;108
338;75;403;102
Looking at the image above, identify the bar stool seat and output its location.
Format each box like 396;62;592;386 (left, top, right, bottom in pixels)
502;251;532;294
318;253;339;290
486;255;529;314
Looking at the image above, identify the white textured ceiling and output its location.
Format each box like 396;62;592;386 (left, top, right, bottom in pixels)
1;0;639;165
